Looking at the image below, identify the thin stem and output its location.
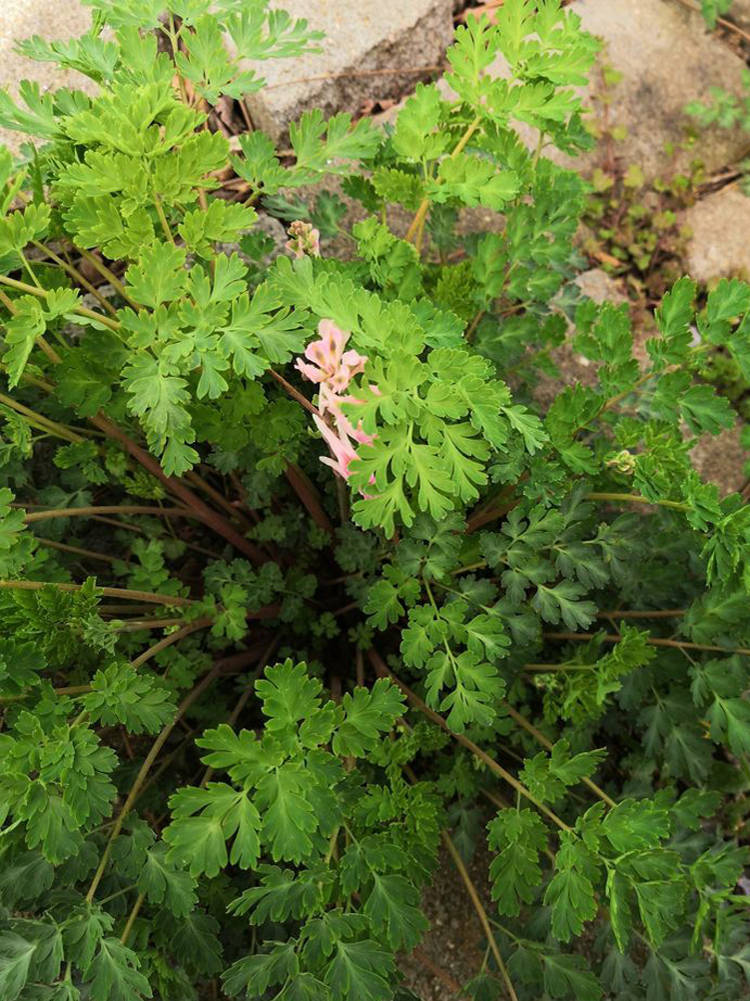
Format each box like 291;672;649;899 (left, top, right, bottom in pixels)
35;537;119;564
586;492;689;512
0;287;17;313
31;240;117;316
0;392;85;443
0;273;121;332
442;829;519;1001
114;618;187;632
24;504;192;524
543;631;750;657
406;115;483;248
368;650;571;832
85;659;224;903
89;414;265;565
268;368;321;417
502;702;617;809
120;892;145;945
130;617;213;668
0;579;194;606
285;461;334;536
153;193;176;245
77;247;136;307
0;683;93;705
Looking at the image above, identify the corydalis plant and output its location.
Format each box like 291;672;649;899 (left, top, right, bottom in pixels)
0;3;750;1001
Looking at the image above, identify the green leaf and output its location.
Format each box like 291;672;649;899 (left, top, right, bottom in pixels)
0;933;35;1001
362;873;429;950
256;765;319;863
83;661;176;734
531;581;596;631
678;385;735;436
125;244;188;308
487;809;547;916
325;939;395;1001
137;843;196;917
331;680;404;757
85;938;152;1001
223;942;298;998
542;952;602;1001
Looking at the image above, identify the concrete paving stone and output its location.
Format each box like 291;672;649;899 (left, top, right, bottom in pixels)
238;0;454;142
0;0;96;154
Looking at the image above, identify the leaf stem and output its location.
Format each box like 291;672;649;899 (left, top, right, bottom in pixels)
131;617;213;668
31;240;117;316
0;578;194;606
442;828;519;1001
0;273;121;332
543;631;750;657
85;659;224;903
368;650;571;832
406;115;483;248
585;492;689;512
0;392;85;443
502;702;617;808
24;504;193;523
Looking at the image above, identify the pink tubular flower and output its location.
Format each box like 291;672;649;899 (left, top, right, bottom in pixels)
313;414;359;480
294;319;377;490
294;319;368;391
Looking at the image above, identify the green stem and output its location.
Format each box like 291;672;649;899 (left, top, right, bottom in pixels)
23;504;195;524
586;492;689;512
35;537;119;564
0;579;194;606
85;660;224;903
76;247;136;307
368;650;571;832
120;892;145;945
31;240;117;316
543;631;750;657
153;192;175;245
442;829;519;1001
0;392;84;443
0;273;121;332
130;617;212;668
502;702;617;808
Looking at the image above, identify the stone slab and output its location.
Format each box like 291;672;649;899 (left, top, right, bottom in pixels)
682;184;750;282
239;0;454;141
0;0;96;154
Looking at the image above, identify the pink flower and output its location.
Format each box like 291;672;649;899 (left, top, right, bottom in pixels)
294;319;367;392
294;319;377;496
286;220;320;258
318;384;375;446
313;414;359;480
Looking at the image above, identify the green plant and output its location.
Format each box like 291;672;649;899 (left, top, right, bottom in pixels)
1;3;750;1001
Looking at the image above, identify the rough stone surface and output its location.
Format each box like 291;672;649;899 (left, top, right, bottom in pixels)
0;1;96;154
563;0;750;180
240;0;454;141
682;184;750;282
